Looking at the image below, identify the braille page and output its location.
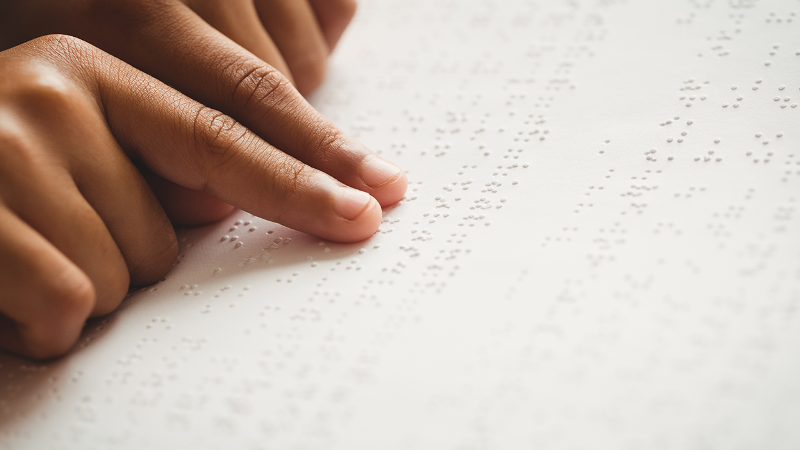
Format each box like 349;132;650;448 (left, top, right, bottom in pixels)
1;0;799;449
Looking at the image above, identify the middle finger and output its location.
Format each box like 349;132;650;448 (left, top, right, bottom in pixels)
72;1;407;206
184;0;295;84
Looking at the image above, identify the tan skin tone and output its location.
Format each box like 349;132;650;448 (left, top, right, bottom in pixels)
0;2;408;359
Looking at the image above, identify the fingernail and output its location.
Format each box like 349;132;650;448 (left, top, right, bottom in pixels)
361;156;403;188
334;188;372;221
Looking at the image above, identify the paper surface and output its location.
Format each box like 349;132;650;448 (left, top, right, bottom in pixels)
1;1;799;449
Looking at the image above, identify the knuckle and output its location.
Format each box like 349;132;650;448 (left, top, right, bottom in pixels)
0;71;83;120
16;78;78;113
280;159;309;198
264;157;311;223
230;63;298;116
309;126;346;163
0;125;48;198
0;120;31;161
191;106;254;190
193;107;248;159
46;269;96;319
32;34;98;66
24;272;95;359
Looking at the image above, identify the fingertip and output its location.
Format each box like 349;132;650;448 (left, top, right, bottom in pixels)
326;189;382;242
359;156;409;207
373;169;408;207
334;187;372;221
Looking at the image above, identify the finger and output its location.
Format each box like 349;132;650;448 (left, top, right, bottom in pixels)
0;70;176;312
308;0;358;51
0;103;127;318
253;0;330;95
2;165;130;317
70;8;408;207
184;0;295;84
0;207;94;359
76;40;382;242
68;108;180;288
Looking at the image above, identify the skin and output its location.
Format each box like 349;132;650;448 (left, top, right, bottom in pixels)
0;0;395;226
0;1;408;359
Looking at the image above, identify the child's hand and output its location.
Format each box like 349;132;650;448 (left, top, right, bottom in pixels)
0;35;405;359
0;1;384;225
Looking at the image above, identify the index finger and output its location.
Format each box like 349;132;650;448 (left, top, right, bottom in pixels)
48;36;382;243
74;1;407;207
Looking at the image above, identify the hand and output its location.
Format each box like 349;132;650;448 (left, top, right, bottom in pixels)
0;0;405;226
0;0;356;95
0;35;400;359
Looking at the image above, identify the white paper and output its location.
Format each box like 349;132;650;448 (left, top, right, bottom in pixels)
1;0;799;449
